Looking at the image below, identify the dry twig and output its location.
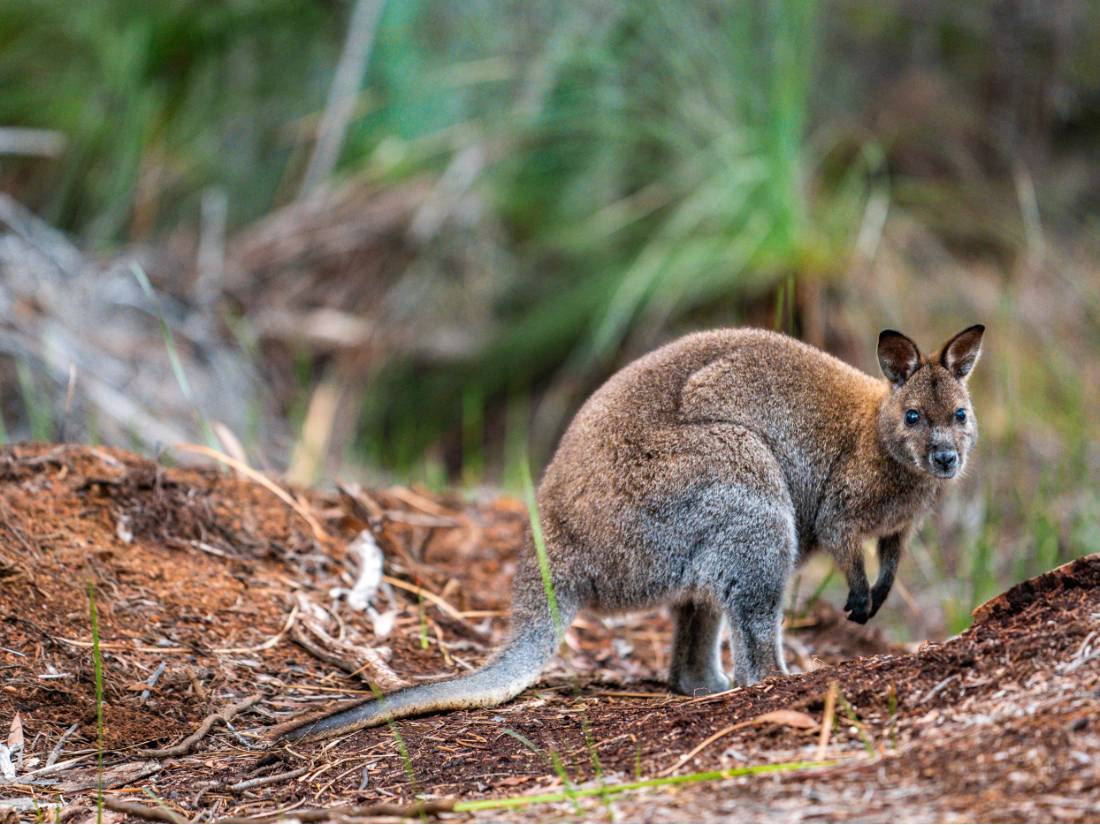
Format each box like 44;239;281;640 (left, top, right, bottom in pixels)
383;574;489;641
241;798;457;823
139;662;167;703
658;709;816;777
214;605;299;654
298;0;385;196
290;602;407;691
173;443;330;543
104;797;189;824
45;723;78;769
816;680;839;760
228;766;309;793
139;694;261;757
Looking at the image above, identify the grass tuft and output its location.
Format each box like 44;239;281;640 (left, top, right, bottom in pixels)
86;580;105;824
130;263;218;449
16;361;53;442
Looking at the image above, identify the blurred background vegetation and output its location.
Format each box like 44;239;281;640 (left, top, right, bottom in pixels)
1;0;1098;638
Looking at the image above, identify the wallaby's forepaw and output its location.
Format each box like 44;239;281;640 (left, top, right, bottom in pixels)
868;582;891;619
844;589;872;624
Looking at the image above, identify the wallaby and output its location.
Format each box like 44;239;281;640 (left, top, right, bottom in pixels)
284;324;984;741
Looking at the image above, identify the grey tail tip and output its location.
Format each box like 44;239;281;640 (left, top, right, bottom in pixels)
279;718;322;742
280;702;374;742
280;718;323;742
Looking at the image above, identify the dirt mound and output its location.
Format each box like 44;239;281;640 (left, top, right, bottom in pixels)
0;444;1096;822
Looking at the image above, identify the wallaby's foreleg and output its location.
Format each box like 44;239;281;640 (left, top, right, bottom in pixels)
868;530;904;620
669;600;730;696
839;543;872;624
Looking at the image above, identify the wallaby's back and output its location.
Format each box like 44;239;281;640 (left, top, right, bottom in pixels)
541;328;885;555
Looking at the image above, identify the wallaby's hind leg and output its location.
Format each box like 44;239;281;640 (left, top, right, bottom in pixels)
720;511;795;685
727;586;787;685
669;600;730;696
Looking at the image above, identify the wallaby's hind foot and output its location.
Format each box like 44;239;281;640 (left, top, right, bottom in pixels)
729;599;788;685
669;600;730;696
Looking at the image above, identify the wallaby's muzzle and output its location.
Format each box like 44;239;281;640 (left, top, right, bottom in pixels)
930;447;959;477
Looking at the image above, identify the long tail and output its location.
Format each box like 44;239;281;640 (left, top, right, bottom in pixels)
282;590;571;742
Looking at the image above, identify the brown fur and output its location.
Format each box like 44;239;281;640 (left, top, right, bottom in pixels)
284;325;984;741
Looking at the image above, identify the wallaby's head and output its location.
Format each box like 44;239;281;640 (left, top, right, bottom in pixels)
875;325;985;479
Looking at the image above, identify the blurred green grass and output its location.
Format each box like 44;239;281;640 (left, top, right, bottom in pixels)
1;1;1098;637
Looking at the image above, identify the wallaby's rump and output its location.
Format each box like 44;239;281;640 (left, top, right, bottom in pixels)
283;325;984;742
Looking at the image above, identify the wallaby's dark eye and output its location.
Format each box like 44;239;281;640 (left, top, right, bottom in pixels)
955;408;967;423
904;409;920;426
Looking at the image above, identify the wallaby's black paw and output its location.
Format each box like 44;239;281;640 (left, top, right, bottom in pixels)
844;590;871;624
868;583;891;619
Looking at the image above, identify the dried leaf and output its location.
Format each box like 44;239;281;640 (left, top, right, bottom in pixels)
6;713;23;752
752;709;818;730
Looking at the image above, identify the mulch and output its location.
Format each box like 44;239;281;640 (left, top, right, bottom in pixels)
0;443;1096;822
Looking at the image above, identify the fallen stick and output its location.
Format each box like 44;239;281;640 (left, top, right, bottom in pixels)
658;709;817;777
139;694;261;757
290;620;406;691
139;661;167;703
240;798;457;823
816;680;839;761
382;575;491;641
214;604;298;654
172;443;330;543
228;766;308;793
45;723;78;769
55;606;298;656
104;797;189;824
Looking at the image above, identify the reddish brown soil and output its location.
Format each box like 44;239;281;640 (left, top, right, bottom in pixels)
0;444;1096;822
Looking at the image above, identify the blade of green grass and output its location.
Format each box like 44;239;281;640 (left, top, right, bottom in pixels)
16;360;53;441
452;758;833;813
520;456;561;638
365;683;421;801
835;691;875;756
500;726;582;812
129;263;218;449
86;580;105;824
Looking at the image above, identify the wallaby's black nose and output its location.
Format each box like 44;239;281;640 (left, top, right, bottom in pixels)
932;449;958;473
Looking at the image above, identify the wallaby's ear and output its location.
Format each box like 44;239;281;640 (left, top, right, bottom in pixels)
937;324;985;380
878;330;922;387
